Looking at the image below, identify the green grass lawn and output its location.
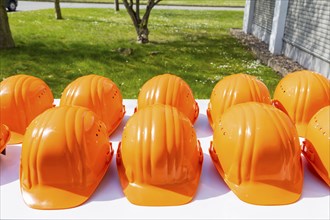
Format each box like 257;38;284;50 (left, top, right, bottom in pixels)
1;9;281;99
23;0;246;7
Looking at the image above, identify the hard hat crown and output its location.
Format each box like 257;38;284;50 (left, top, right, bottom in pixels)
273;70;330;137
117;104;203;206
137;74;199;124
303;106;330;186
0;74;54;143
210;102;303;205
207;73;271;129
60;74;125;136
20;106;113;209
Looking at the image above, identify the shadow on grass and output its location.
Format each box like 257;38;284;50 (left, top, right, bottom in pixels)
5;34;251;65
1;34;279;98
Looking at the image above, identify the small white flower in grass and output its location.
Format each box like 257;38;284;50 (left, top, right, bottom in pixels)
214;75;221;81
217;65;229;69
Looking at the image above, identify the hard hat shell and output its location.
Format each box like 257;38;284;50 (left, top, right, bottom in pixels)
60;74;125;137
137;74;199;124
273;70;330;137
0;124;10;153
117;104;203;206
0;74;54;144
302;106;330;186
210;102;303;205
20;106;113;209
207;73;271;130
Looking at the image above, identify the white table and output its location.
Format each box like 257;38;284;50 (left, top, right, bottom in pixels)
1;100;329;219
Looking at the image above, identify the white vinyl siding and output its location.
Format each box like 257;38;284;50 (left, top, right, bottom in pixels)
283;0;330;63
251;0;276;43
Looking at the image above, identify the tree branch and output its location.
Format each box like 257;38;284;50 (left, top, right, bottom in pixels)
123;0;140;34
136;0;140;20
141;0;161;27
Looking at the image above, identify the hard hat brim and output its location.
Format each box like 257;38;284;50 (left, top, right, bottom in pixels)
8;131;23;144
0;124;11;152
121;181;198;206
108;105;126;136
20;154;112;210
302;140;330;187
209;142;303;205
206;104;214;130
21;185;91;210
116;143;203;206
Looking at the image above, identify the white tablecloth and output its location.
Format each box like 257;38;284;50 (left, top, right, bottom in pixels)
1;100;329;219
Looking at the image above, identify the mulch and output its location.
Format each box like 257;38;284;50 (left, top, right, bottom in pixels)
230;28;304;77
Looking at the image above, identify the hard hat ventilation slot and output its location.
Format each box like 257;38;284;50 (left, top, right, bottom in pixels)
96;123;102;137
112;90;118;99
38;88;47;98
219;120;226;136
314;116;328;136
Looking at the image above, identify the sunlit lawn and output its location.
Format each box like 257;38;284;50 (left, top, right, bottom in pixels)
1;9;281;98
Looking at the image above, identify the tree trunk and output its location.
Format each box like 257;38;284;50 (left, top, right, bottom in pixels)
55;0;63;20
122;0;161;44
0;0;15;49
114;0;119;11
137;25;149;44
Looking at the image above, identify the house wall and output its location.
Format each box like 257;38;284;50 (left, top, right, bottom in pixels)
244;0;330;78
283;0;330;77
251;0;275;44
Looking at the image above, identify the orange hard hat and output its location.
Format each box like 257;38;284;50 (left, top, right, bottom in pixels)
60;74;125;137
210;102;303;205
207;73;272;130
0;124;11;154
137;74;199;124
117;104;203;206
302;106;330;186
20;106;113;209
0;74;54;144
273;70;330;137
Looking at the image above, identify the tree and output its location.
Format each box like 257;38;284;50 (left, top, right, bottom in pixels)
0;0;15;49
55;0;63;20
114;0;119;11
122;0;162;44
